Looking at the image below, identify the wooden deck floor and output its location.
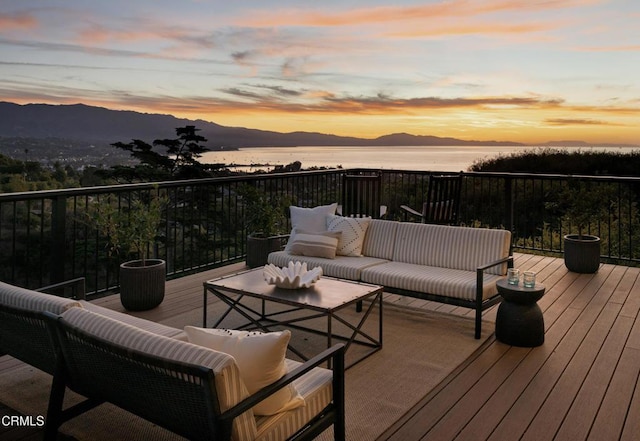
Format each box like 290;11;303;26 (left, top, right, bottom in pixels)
2;254;639;440
379;253;640;441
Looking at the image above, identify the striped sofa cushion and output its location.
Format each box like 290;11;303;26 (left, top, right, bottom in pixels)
361;219;399;260
268;250;388;280
361;261;504;301
80;301;187;340
392;224;511;275
59;308;258;441
255;359;333;441
0;281;82;314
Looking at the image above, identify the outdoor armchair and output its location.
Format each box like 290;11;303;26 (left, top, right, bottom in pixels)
400;173;462;225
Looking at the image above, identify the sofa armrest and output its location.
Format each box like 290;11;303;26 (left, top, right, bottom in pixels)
476;255;514;294
220;343;345;421
36;277;86;300
476;255;513;273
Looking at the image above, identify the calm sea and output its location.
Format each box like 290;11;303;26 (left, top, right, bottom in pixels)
199;145;638;172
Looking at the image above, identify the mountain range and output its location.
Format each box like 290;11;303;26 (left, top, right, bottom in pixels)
0;101;526;148
0;101;634;149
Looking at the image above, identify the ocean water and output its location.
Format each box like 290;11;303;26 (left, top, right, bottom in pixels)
199;145;637;172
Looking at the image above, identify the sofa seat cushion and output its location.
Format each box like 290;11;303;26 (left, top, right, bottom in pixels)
268;251;389;280
0;281;82;314
79;301;187;340
60;308;258;441
255;359;333;441
392;223;511;276
361;262;504;301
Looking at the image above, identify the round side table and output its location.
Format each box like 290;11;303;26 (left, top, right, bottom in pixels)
495;278;545;347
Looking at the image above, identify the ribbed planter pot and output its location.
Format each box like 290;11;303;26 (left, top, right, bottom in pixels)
246;235;283;268
563;234;601;274
119;259;166;311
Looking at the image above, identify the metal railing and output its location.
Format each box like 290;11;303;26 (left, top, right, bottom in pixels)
0;170;342;294
2;168;639;297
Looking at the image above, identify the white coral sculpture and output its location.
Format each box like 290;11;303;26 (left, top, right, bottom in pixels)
263;261;323;289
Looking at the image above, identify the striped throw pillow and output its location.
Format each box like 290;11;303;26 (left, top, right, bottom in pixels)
288;229;341;259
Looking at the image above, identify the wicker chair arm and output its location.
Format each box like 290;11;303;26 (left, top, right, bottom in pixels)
221;343;345;420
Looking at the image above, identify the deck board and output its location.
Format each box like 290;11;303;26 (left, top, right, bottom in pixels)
378;255;640;441
2;255;640;441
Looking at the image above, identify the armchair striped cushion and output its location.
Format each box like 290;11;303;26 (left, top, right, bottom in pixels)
0;281;82;314
254;359;333;441
80;301;187;340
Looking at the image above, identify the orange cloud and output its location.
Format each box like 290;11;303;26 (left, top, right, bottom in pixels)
236;0;600;28
386;21;556;38
0;12;38;31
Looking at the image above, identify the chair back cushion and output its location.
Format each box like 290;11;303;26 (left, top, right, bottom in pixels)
0;281;82;314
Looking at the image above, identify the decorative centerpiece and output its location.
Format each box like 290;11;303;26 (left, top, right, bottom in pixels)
263;261;322;289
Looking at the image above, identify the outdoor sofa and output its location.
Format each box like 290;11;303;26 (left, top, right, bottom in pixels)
268;208;513;339
0;278;345;441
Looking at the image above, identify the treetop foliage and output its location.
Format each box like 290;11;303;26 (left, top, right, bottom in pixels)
470;147;640;176
107;125;215;181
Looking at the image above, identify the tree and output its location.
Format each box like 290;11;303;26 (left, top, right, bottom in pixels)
107;125;214;181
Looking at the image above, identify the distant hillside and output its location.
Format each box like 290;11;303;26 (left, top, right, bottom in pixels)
0;101;527;148
0;102;367;148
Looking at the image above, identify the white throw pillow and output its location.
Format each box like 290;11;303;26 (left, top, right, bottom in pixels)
288;229;341;259
286;203;338;252
326;214;371;256
183;327;304;415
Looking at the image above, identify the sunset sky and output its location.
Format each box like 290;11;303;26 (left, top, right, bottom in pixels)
1;0;638;145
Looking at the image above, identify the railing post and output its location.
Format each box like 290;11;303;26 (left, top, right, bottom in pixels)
504;176;514;233
50;195;67;284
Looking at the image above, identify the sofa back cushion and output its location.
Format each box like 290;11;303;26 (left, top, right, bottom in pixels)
0;281;82;314
392;223;511;275
60;308;258;441
361;219;399;260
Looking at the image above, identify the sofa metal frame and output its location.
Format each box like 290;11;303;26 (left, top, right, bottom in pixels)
381;255;513;339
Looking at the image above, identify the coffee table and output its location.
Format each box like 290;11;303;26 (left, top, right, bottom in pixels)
203;268;383;368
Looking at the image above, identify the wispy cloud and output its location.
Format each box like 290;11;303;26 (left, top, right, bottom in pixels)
545;118;623;126
236;0;597;27
576;44;640;52
0;12;38;31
